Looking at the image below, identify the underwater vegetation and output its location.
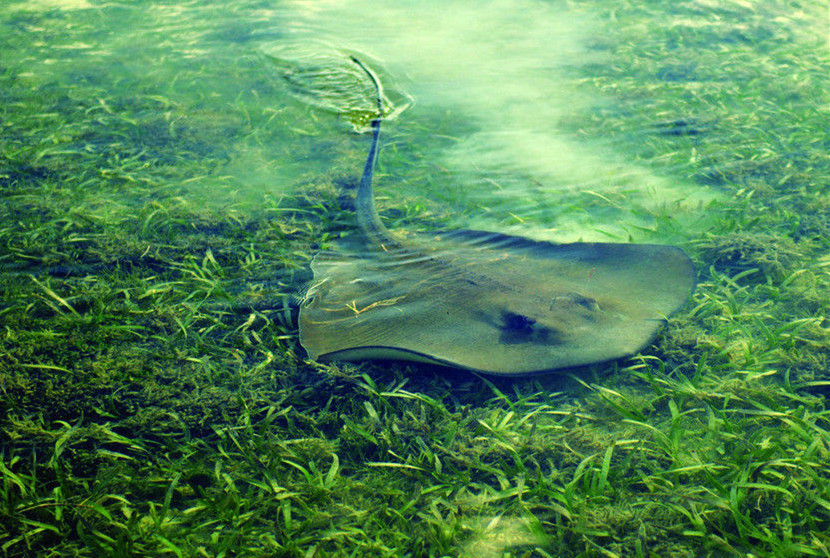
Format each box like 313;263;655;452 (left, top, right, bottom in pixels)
1;0;829;557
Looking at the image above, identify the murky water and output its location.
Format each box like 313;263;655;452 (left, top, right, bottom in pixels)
4;0;792;246
2;0;825;314
267;0;713;242
1;0;825;265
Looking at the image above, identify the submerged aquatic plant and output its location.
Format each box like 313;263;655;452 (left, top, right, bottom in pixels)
1;0;829;557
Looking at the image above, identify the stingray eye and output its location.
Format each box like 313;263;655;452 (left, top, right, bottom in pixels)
551;293;600;313
569;294;599;312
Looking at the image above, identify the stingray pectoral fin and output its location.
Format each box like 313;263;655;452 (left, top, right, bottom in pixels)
299;236;695;375
312;346;453;367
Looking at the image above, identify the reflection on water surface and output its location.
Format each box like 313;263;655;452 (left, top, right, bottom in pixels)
2;0;754;243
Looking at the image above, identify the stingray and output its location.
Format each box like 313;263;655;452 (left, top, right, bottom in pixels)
297;56;695;375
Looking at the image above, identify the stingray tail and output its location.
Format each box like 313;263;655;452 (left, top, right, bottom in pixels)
348;56;402;250
349;55;384;118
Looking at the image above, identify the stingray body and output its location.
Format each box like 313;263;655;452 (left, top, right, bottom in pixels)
298;58;695;375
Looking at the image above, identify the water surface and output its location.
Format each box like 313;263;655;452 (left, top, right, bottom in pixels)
3;0;766;245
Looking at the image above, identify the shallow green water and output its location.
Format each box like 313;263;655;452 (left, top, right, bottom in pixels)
2;0;829;556
1;0;746;242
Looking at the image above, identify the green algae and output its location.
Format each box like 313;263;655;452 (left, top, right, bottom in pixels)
2;0;830;557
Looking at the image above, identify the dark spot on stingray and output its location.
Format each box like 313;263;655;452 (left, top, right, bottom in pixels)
504;311;535;333
499;311;561;345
